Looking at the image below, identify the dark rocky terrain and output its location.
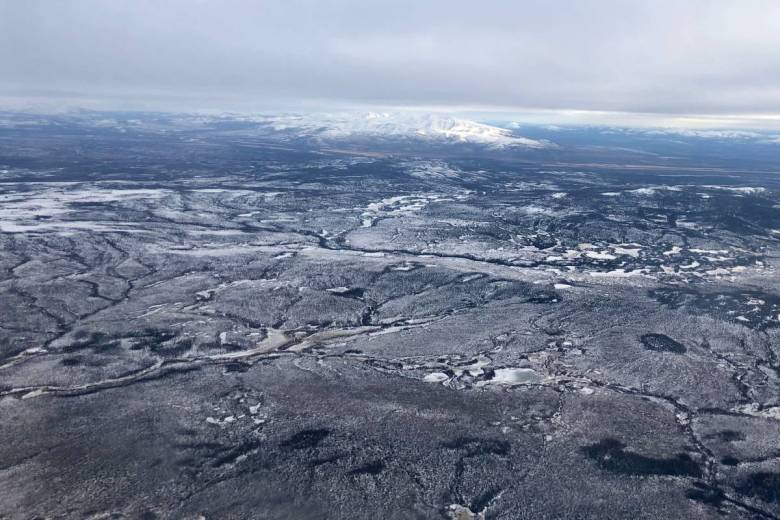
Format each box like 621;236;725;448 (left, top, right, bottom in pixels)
1;112;780;519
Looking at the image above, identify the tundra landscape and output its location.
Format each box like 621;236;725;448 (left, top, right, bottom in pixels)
1;111;780;518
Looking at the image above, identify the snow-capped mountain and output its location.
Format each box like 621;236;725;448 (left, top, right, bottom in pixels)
260;112;550;149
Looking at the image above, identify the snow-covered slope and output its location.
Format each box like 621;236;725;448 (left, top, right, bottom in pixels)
262;112;550;149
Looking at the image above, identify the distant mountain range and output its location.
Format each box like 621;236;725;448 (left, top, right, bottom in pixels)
254;112;552;149
3;109;780;164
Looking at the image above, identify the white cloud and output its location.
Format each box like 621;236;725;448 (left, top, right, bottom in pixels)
1;0;780;123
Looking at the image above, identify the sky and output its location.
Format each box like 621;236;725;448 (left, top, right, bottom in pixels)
2;0;780;128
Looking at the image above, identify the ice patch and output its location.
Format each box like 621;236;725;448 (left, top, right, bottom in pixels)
490;368;542;385
613;246;641;258
520;205;562;216
690;248;728;254
585;251;617;260
629;187;657;196
360;191;462;223
589;269;646;278
424;372;450;383
447;504;485;520
326;286;353;294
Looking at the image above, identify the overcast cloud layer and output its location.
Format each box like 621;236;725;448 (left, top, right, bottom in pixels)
1;0;780;125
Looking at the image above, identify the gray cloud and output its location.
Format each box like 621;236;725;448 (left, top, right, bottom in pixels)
1;0;779;119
